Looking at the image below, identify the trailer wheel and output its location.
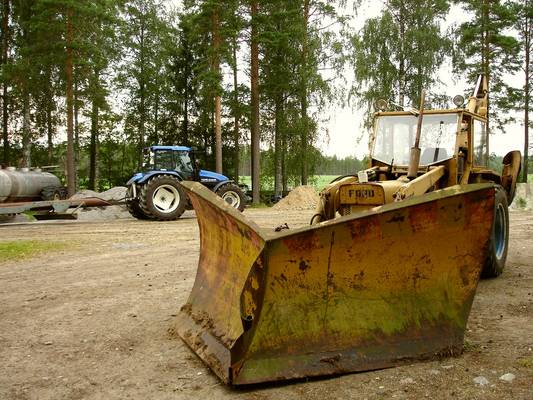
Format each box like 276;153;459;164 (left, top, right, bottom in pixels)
481;187;509;278
139;175;186;221
0;214;16;223
216;184;246;211
41;186;67;201
126;186;151;220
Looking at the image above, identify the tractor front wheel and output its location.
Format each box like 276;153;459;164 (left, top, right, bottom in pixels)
126;186;152;220
481;186;509;278
216;184;246;212
139;175;187;221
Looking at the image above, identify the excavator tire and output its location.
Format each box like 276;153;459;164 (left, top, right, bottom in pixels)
216;183;246;211
481;186;509;278
139;175;186;221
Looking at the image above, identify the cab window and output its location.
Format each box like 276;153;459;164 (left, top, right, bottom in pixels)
473;119;487;166
154;150;174;171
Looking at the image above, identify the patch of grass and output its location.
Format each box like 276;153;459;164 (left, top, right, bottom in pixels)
0;240;66;262
517;358;532;368
516;197;527;209
463;340;481;353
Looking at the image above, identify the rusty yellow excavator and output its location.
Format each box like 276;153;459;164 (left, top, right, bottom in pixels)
175;75;521;385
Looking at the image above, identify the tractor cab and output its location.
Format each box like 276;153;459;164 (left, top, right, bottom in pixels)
142;146;196;180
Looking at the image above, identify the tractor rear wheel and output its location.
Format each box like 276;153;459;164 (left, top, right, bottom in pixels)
481;186;509;278
139;175;186;221
216;184;246;212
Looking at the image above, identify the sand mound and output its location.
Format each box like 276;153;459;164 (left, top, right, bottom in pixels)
70;187;130;220
272;185;319;211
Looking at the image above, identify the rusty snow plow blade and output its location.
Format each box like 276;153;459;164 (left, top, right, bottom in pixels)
176;181;495;385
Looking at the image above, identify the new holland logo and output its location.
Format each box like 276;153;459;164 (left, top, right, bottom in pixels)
201;178;218;183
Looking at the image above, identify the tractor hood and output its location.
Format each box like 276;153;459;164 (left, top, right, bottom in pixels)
199;169;229;184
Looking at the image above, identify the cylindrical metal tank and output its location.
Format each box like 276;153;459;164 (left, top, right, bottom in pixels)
0;167;61;203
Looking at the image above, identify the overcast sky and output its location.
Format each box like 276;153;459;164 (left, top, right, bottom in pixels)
167;0;525;159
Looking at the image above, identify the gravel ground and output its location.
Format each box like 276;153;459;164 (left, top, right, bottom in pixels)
0;209;532;400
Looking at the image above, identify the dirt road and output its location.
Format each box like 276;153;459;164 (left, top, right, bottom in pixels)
0;209;532;399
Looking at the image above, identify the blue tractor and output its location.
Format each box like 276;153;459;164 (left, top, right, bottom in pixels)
126;146;246;221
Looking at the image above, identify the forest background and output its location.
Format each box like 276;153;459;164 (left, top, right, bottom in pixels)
0;0;531;203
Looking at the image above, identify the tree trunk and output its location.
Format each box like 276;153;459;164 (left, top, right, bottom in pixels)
21;91;31;167
66;8;76;196
524;31;530;183
47;102;53;164
300;0;310;185
274;93;283;197
74;78;80;187
397;1;406;107
1;0;9;166
250;0;260;204
45;66;54;164
89;70;100;190
212;8;223;174
232;36;240;183
183;85;189;145
482;0;490;165
138;17;146;168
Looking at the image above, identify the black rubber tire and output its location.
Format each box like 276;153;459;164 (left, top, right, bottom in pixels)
481;186;509;279
138;175;187;221
216;183;246;212
126;186;152;220
0;214;16;223
41;186;68;201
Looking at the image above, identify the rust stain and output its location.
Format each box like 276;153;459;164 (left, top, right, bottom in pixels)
348;217;382;240
408;201;439;233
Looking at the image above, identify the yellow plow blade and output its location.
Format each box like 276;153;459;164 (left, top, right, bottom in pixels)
176;182;495;385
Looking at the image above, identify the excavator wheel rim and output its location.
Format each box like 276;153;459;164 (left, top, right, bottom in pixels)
152;184;180;213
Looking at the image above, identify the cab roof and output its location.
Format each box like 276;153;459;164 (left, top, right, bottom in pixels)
148;145;192;152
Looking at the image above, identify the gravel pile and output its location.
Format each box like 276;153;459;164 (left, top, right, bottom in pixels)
272;185;319;211
76;205;133;221
71;186;128;202
71;186;131;220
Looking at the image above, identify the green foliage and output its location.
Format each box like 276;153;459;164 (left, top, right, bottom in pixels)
351;0;451;123
453;0;520;132
0;0;528;195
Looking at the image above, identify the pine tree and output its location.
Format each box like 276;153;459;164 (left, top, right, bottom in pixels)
511;0;533;182
454;0;520;163
118;0;170;167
